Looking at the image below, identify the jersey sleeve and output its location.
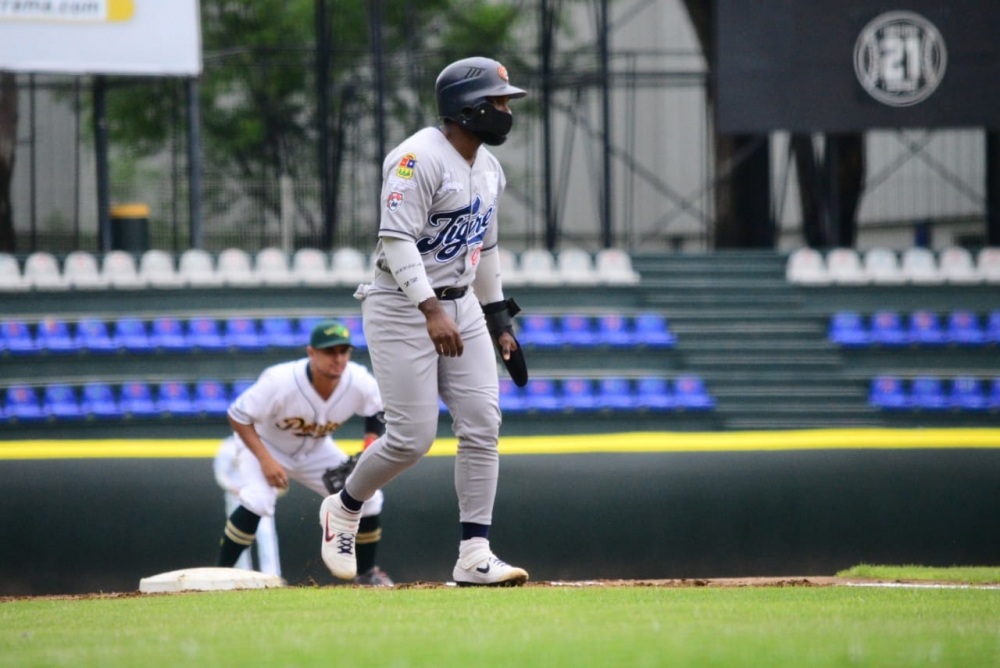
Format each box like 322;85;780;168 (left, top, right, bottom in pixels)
227;368;279;426
378;142;439;242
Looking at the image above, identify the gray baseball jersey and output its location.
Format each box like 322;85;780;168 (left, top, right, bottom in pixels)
369;127;505;293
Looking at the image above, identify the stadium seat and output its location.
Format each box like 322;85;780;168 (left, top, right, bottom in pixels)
633;313;676;348
149;317;192;352
977;247;1000;284
908;310;947;346
828;311;870;348
909;376;949;410
498;248;525;287
23;251;68;290
989;378;1000;411
230;379;255;401
139;250;185;288
340;315;367;350
673;375;715;410
296;315;326;342
950;376;988;411
43;384;86;420
825;248;867;285
900;247;943;285
868;310;910;347
523;377;562;412
178;249;224;287
498;378;527;413
331;247;369;285
0;252;27;291
556;248;598;285
217;248;259;287
260;316;301;348
560;377;598;411
76;318;117;354
938;246;980;284
292;248;338;287
785;247;830;286
37;318;81;354
187;317;228;351
156;381;199;416
596;313;636;348
120;381;160;417
80;382;123;419
224;317;266;351
986;311;1000;344
517;314;562;348
560;314;598;347
862;248;905;285
255;247;298;286
946;310;987;346
113;317;156;353
519;249;560;286
635;377;675;411
5;385;47;421
194;379;231;416
1;320;40;355
868;375;909;410
595;377;635;410
101;250;145;289
595;248;641;285
63;250;108;289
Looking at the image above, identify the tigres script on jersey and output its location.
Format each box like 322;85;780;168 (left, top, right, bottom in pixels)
228;359;382;458
370;127;505;292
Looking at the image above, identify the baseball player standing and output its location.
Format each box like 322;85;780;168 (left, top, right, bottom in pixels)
320;56;529;586
216;319;393;586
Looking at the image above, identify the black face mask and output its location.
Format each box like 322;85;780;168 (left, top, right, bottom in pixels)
460;102;513;145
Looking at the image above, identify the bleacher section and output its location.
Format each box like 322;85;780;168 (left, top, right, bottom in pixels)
1;247;997;438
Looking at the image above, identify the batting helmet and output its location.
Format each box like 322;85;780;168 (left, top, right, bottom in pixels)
435;57;527;145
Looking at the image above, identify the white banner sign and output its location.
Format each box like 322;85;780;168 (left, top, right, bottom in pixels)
0;0;201;75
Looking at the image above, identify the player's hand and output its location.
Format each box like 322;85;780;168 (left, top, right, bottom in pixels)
420;298;464;357
261;457;288;491
497;331;518;361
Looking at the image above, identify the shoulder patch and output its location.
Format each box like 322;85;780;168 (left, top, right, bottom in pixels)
396;153;417;179
386;192;403;212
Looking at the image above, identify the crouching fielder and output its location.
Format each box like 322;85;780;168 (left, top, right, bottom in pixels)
216;319;393;586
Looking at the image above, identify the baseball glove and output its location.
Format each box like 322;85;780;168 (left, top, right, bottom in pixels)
482;298;528;387
322;453;360;495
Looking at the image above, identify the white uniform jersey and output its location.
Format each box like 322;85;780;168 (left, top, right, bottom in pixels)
369;126;505;293
228;359;383;459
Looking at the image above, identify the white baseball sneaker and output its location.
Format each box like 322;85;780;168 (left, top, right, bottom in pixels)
319;494;360;580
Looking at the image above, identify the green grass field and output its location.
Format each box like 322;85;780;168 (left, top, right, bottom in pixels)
3;567;1000;667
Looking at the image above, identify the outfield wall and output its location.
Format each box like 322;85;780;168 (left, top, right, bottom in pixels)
2;431;999;596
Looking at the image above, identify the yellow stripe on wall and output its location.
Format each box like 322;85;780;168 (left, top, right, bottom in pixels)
2;428;1000;460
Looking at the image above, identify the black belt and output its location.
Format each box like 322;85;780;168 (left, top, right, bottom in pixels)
434;286;468;300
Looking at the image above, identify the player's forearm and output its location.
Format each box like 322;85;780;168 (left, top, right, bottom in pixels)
228;418;274;466
472;247;504;304
381;236;435;306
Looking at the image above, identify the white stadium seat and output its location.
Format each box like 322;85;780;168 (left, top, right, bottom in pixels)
139;250;185;288
254;247;298;286
825;248;867;285
937;246;979;284
978;247;1000;284
217;248;259;287
519;248;560;286
293;248;338;286
556;248;598;285
497;248;525;287
101;250;145;289
900;247;943;285
24;251;68;290
179;249;224;287
785;247;829;285
0;252;28;292
862;248;905;285
331;247;369;285
595;248;640;285
63;250;108;289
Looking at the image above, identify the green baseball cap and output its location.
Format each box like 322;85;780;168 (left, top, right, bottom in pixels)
309;319;352;349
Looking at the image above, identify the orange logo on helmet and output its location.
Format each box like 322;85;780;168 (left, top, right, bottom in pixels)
497;65;509;82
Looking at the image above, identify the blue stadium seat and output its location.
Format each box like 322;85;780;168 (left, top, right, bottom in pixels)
560;315;598;348
341;315;367;350
595;313;636;348
869;310;910;347
989;378;1000;411
498;378;527;413
194;379;231;416
43;384;86;420
150;317;192;352
76;318;117;354
673;375;715;410
296;315;326;342
187;317;228;351
987;311;1000;344
113;317;156;353
80;382;123;419
910;376;949;411
908;310;947;346
439;397;449;414
260;316;301;348
37;318;81;354
5;385;46;421
560;377;598;411
224;317;266;352
633;312;676;348
868;375;909;410
635;377;676;411
156;381;199;416
946;310;987;346
828;311;870;347
950;376;988;411
1;320;40;355
230;379;255;401
595;377;635;410
523;377;562;412
517;314;562;348
119;381;160;417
